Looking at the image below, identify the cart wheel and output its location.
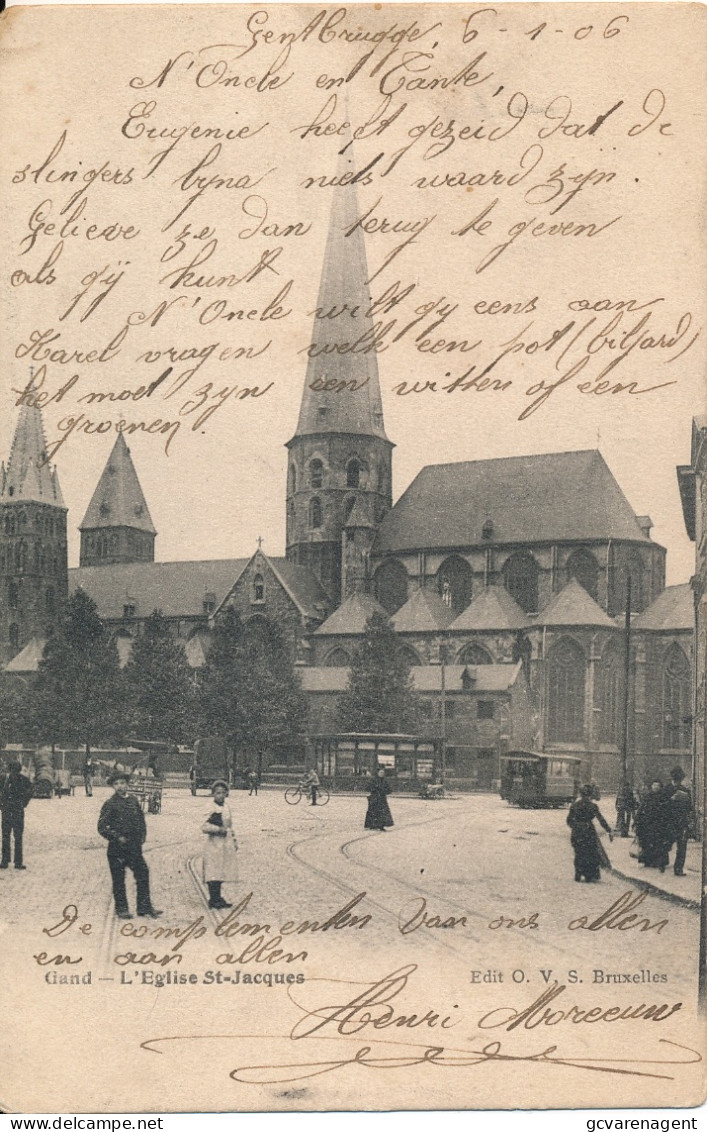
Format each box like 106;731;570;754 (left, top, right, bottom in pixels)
318;789;330;806
284;788;301;805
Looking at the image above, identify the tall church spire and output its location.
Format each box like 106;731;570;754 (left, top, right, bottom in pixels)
0;404;68;661
79;434;156;567
1;404;63;505
285;142;393;606
293;144;388;442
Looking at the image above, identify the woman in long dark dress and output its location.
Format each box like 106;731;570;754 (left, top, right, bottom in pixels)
635;780;671;870
364;769;394;831
567;784;613;882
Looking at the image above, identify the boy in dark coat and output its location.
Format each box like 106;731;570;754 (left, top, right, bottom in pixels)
0;761;33;869
97;771;162;919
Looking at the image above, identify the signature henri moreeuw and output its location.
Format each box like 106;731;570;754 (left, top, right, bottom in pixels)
141;963;699;1084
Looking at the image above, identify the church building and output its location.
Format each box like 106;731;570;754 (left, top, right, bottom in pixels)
0;165;695;791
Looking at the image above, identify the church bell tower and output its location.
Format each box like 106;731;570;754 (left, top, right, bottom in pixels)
0;405;68;662
285;147;393;607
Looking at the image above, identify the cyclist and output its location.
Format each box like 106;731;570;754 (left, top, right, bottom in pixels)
300;768;320;806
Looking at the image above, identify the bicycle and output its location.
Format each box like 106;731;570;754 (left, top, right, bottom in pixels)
284;784;330;806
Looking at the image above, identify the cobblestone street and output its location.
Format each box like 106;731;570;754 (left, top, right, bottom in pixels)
1;786;702;1113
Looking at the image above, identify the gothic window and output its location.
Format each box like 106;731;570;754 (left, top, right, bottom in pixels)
309;497;323;529
324;647;351;667
309;459;324;489
597;641;622;745
289;464;297;494
8;582;18;609
662;645;691;749
437;555;473;614
287;500;295;533
457;642;493;665
252;573;265;603
374;558;409;614
9;624;19;650
346;459;362;488
567;549;599;601
503;552;539;613
46;588;55;613
547;638;586;743
397;644;421;666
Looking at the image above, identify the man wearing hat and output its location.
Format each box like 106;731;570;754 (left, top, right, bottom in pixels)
0;761;33;870
97;771;162;918
666;765;693;877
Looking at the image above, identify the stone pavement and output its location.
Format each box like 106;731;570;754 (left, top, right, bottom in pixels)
607;829;701;908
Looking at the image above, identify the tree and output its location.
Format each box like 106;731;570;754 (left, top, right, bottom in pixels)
31;588;125;751
0;673;29;749
199;610;308;772
337;612;420;733
123;610;196;744
198;607;247;751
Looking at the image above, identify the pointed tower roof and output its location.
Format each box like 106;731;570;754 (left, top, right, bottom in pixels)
449;585;529;631
314;592;388;635
538;579;615;627
291;143;389;443
390;587;457;633
1;405;64;506
344;497;376;529
80;434;156;534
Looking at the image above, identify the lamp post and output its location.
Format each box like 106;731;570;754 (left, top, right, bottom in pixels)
435;638;448;789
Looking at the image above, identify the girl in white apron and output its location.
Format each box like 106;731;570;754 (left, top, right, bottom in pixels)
202;780;238;909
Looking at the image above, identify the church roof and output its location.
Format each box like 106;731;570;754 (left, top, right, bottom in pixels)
290;143;389;444
633;583;694;631
4;636;47;673
1;405;64;506
299;662;522;693
390;587;457;632
537;578;616;627
80;434;156;534
265;557;332;620
374;450;654;554
69;559;248;620
314;592;388;635
449;585;529;631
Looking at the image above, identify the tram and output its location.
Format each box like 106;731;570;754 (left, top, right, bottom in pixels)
499;751;582;808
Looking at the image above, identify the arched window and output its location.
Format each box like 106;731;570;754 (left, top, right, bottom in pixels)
252;573;265;602
324;647;351;667
547;638;586;743
309;459;324;489
597;640;622;745
567;549;599;601
8;624;19;650
437;555;473;614
309;497;323;529
289;464;297;494
503;552;539;613
346;459;362;488
662;645;691;749
457;642;493;665
8;582;18;610
397;644;421;666
374;558;409;614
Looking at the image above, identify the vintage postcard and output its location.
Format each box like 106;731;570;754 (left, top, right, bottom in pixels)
0;1;705;1115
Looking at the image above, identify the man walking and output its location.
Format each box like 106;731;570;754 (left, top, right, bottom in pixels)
666;765;693;877
97;771;162;919
0;761;33;870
